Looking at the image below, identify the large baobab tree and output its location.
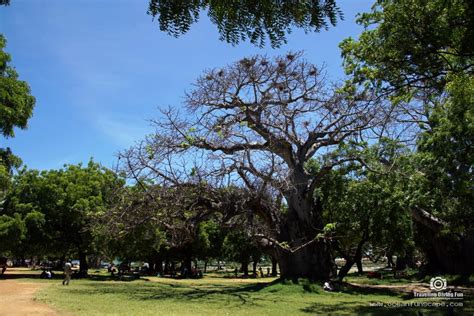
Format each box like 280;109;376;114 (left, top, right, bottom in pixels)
121;52;387;280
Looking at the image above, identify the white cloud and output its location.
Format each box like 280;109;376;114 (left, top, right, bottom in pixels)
93;115;151;147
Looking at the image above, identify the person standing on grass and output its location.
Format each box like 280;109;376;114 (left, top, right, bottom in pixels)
63;261;73;285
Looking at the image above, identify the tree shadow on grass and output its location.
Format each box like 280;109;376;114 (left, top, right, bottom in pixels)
87;274;150;282
64;279;430;315
67;278;278;307
65;277;413;311
300;301;459;315
0;272;63;281
340;282;404;297
299;283;471;315
0;271;153;284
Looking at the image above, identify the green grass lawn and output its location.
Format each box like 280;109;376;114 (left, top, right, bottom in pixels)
30;270;472;315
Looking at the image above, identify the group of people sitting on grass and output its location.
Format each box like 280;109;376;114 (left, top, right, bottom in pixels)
106;262;204;279
40;268;55;279
107;263;140;278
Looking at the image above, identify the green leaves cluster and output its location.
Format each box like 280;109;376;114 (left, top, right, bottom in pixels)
0;34;35;193
322;140;414;260
0;35;35;138
413;73;473;232
340;0;473;273
1;161;124;260
148;0;342;48
222;229;261;267
340;0;474;99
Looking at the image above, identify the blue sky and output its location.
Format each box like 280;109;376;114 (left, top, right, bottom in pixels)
0;0;372;171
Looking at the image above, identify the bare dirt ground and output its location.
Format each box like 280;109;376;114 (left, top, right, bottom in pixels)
0;268;57;316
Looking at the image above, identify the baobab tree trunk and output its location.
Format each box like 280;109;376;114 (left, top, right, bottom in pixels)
276;199;336;280
277;242;335;280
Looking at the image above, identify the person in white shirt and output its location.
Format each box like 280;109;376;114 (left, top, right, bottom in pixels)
63;261;73;285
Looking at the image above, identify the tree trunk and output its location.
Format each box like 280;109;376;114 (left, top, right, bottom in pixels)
338;258;354;281
277;241;335;280
277;198;336;280
171;262;176;276
396;248;416;271
395;255;408;271
147;254;162;275
240;261;249;276
252;261;258;276
156;259;163;274
204;261;208;273
78;250;88;277
271;257;278;276
387;252;394;268
337;238;365;280
182;257;192;278
356;257;363;274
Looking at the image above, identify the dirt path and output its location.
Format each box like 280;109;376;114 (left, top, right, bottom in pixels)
0;279;57;316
